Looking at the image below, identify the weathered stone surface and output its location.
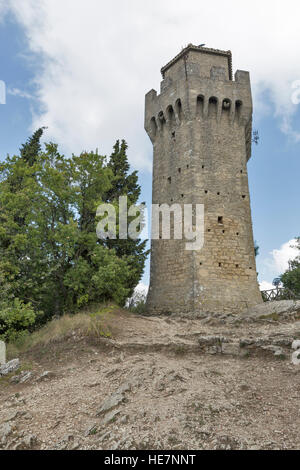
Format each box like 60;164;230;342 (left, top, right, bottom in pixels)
242;300;300;320
3;410;25;422
198;336;225;347
0;341;5;365
145;44;263;316
103;409;120;425
0;358;20;376
12;435;38;450
10;371;33;384
36;371;55;382
96;392;125;416
222;343;240;356
96;382;131;417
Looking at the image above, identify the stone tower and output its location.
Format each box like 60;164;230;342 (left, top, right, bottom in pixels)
145;44;263;315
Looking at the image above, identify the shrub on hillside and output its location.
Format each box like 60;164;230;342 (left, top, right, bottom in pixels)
0;299;37;342
0;131;149;339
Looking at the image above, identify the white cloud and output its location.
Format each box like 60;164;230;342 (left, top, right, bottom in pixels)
126;282;148;307
259;238;299;286
135;283;149;296
6;0;300;170
7;87;33;99
0;1;9;18
259;281;274;291
271;239;299;273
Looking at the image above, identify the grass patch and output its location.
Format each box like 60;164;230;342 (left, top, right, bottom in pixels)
7;303;121;358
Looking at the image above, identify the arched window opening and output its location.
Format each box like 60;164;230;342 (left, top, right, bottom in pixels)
166;105;176;127
235;100;243;121
196;95;204;117
208;96;218;118
175;99;183;123
150;117;157;137
222;98;231;111
158;111;166;126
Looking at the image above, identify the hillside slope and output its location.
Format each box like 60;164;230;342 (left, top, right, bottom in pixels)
1;303;300;450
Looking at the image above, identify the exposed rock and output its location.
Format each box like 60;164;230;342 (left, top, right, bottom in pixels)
0;359;20;376
198;336;225;354
96;381;132;417
10;371;33;384
261;345;280;355
117;382;132;394
96;391;125;416
103;409;120;425
36;371;55;382
3;410;25;422
222;343;240;356
242;300;300;321
13;434;38;450
198;336;227;347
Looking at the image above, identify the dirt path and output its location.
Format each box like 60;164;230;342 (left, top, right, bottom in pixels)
0;310;300;450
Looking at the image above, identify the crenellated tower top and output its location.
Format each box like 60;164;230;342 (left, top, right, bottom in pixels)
145;44;253;161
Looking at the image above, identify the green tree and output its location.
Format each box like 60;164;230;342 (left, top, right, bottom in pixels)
0;133;149;339
20;127;46;166
104;140;149;293
280;238;300;297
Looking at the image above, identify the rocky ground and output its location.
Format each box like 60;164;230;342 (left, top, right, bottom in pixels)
0;300;300;450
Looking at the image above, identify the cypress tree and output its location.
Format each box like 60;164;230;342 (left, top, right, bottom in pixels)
104;140;149;292
20;127;46;166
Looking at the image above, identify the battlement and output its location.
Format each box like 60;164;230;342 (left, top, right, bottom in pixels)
145;80;252;161
145;46;252;160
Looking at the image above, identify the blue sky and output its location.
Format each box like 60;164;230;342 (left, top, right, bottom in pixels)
0;1;300;291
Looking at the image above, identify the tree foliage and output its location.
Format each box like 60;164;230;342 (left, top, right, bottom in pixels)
0;131;148;340
280;238;300;297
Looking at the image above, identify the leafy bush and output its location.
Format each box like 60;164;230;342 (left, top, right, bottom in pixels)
0;299;37;342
